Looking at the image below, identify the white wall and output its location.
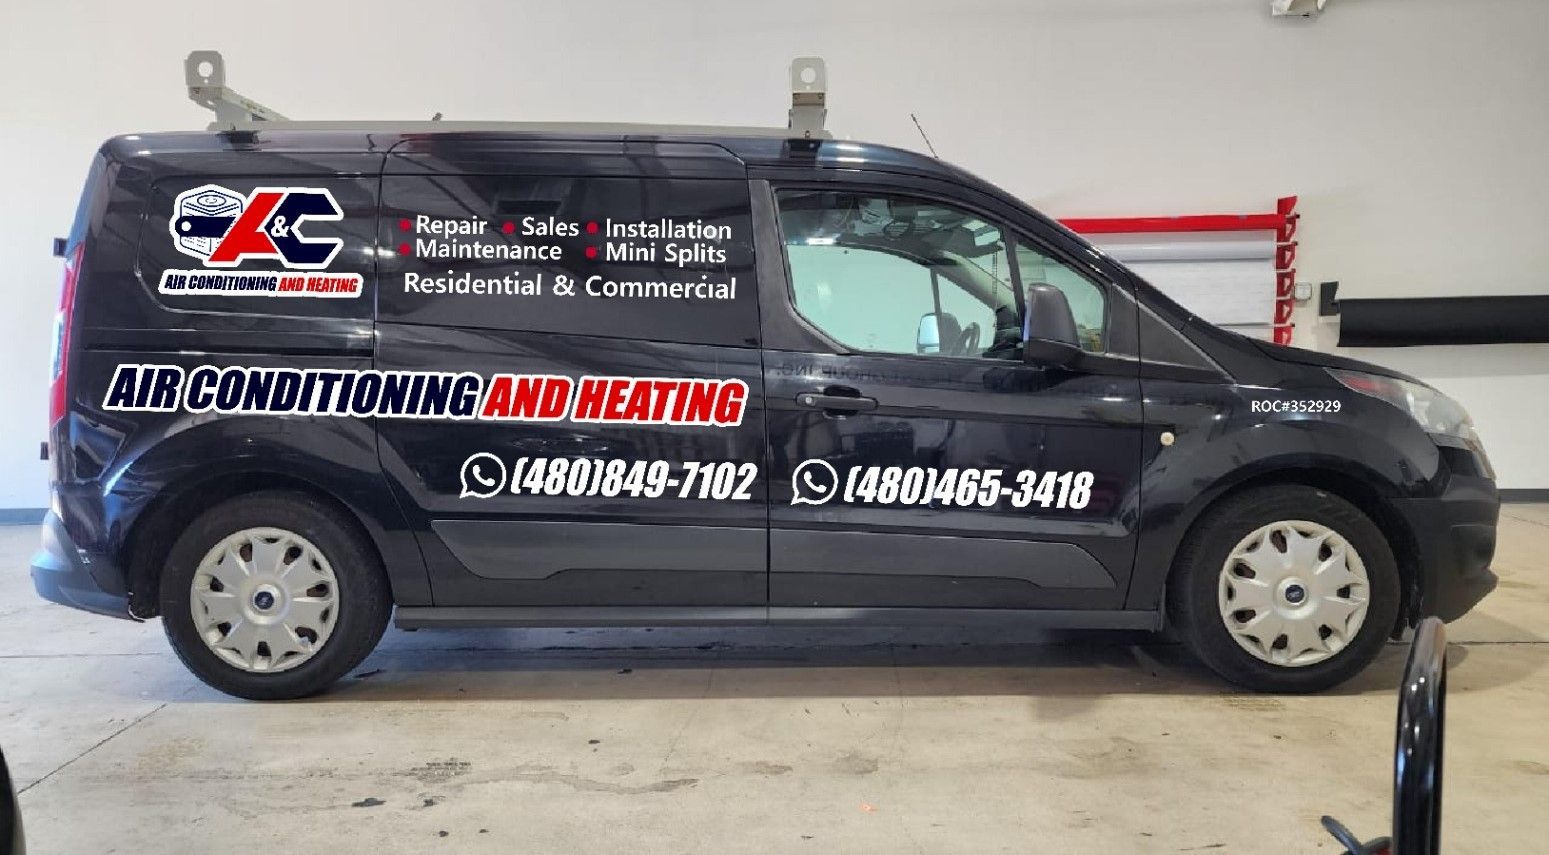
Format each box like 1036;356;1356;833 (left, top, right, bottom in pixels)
2;0;1546;507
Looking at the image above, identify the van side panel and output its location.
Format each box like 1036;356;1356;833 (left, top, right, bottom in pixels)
374;141;768;607
56;136;431;611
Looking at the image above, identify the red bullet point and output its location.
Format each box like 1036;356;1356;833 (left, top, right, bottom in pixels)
585;221;599;235
398;243;411;255
398;218;411;231
584;246;598;260
501;221;515;234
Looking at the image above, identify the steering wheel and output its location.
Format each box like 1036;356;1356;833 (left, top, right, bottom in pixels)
954;323;981;357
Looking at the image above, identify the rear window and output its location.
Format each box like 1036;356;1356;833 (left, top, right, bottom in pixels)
378;175;757;347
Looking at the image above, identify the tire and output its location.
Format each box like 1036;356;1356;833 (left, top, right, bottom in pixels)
159;491;392;700
1166;484;1400;693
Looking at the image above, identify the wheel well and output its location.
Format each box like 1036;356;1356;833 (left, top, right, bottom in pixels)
1183;468;1421;632
121;471;384;619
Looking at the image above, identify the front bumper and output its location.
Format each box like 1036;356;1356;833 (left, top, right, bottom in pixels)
1390;470;1499;624
30;511;133;619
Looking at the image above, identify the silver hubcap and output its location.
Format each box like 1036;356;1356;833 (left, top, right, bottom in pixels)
190;527;338;673
1217;520;1370;667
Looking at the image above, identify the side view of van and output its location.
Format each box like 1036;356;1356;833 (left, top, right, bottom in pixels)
32;56;1498;699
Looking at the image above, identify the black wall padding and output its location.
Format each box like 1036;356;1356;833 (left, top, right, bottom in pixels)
1338;295;1549;347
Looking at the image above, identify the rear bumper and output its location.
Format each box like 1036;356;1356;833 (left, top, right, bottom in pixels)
30;511;133;619
1390;472;1500;624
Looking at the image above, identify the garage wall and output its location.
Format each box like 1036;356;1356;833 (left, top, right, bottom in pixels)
2;0;1546;510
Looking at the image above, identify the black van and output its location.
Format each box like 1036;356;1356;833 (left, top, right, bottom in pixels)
33;113;1499;699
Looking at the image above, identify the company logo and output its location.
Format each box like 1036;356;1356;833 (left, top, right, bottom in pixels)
171;184;349;269
158;184;363;298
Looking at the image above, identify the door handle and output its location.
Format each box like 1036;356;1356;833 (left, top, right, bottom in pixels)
796;392;878;413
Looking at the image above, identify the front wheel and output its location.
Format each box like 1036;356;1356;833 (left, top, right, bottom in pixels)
1167;485;1401;693
159;491;392;700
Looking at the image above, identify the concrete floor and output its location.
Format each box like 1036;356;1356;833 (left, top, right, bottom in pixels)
3;509;1547;853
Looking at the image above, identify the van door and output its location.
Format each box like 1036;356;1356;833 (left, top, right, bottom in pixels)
759;182;1145;611
374;140;767;608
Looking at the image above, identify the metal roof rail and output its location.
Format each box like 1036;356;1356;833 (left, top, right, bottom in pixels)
183;51;832;140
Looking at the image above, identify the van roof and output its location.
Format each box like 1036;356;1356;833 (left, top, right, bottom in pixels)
138;52;1004;211
101;126;988;188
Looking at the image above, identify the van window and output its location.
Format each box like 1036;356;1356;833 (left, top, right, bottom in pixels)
776;190;1021;360
1014;242;1108;352
379;176;757;347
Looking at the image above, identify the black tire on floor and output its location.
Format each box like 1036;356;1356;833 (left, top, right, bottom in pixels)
159;490;392;700
1166;484;1401;694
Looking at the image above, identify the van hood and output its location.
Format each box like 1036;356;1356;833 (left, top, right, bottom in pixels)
1245;337;1424;385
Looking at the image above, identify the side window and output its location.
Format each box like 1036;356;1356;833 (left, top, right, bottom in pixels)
1014;243;1108;352
776;190;1021;360
379;175;757;347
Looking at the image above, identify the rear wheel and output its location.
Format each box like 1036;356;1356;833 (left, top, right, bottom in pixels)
159;491;391;700
1167;485;1401;693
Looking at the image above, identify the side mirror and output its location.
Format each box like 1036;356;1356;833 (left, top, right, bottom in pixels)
917;311;962;355
1022;284;1082;367
917;313;941;354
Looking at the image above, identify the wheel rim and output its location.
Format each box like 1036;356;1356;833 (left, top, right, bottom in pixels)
1217;520;1370;668
190;527;339;674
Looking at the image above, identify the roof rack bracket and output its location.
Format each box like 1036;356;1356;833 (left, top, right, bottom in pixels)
185;51;287;128
181;51;829;139
787;57;828;139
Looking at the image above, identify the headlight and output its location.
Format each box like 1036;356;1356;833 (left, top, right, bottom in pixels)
1327;369;1474;438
